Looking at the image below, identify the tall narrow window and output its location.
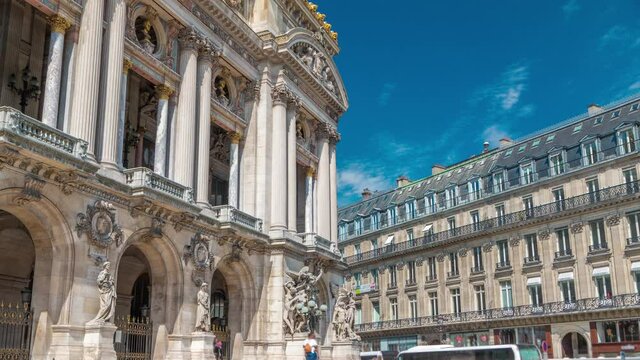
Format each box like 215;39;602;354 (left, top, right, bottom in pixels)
355;217;363;235
448;217;456;234
500;281;513;308
406;200;416;220
471;210;480;231
475;285;486;312
583;141;599;165
429;292;438;316
425;193;436;214
556;228;572;258
409;295;418;320
449;252;459;277
589;219;607;251
618;128;637;155
338;224;347;240
595;274;612;300
496;204;506;226
371;212;380;230
388;265;397;288
493;171;506;193
587;177;600;202
624;168;638;195
629;212;640;244
520;163;535;184
549;153;564;176
469;178;482;201
552;187;565;211
524;234;539;263
427;256;437;281
354;272;362;287
354;243;361;258
406;228;415;246
472;246;483;272
371;240;378;252
390;298;398;320
388;207;397;226
451;289;461;315
528;283;543;307
560;279;576;303
523;196;534;218
497;240;510;268
446;186;458;208
355;304;362;325
372;301;380;322
406;260;416;285
371;269;379;288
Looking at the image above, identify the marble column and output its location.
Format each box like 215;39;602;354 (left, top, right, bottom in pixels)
115;59;132;168
154;84;173;176
42;15;71;127
286;101;298;232
98;0;127;169
69;0;105;160
316;125;331;239
172;28;199;187
329;140;339;243
60;29;78;132
313;170;318;234
304;166;315;233
195;46;215;206
270;85;289;233
228;132;241;208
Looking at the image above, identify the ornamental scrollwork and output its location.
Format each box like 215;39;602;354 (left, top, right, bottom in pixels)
509;236;521;247
458;247;469;257
482;241;494;253
76;200;124;248
570;222;584;234
183;233;214;272
538;229;551;240
606;214;621;227
13;175;45;206
436;253;446;262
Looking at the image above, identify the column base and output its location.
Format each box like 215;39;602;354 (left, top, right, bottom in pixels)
190;332;216;360
331;340;361;360
83;323;117;360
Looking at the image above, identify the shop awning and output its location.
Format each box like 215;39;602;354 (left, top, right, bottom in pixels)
558;272;574;281
526;277;542;286
384;234;395;245
423;224;433;232
592;266;610;277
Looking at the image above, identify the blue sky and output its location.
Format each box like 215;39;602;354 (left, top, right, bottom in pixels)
319;1;640;206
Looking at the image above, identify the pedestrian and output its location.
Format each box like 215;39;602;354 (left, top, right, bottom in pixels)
303;332;319;360
215;339;223;360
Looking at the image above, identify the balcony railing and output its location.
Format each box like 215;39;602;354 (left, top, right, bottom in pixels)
524;255;540;264
627;237;640;246
354;293;640;333
344;180;640;265
124;167;194;203
589;243;609;252
211;205;263;232
496;261;511;270
555;250;573;260
447;271;459;279
471;266;484;274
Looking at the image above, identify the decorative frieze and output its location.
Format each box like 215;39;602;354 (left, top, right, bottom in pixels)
76;200;124;248
436;253;446;262
509;236;521;247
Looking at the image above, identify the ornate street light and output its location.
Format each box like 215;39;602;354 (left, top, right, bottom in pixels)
8;65;40;113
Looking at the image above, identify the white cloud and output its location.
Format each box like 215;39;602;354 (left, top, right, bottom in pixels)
599;25;640;50
629;81;640;90
473;64;530;112
482;125;511;147
562;0;581;16
338;163;391;203
377;83;397;106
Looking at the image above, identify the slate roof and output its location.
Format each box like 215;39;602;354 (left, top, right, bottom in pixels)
338;94;640;223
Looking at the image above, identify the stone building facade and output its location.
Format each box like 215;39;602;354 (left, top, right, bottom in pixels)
0;0;353;359
338;98;640;358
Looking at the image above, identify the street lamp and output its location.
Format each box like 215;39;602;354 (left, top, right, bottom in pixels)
8;65;40;113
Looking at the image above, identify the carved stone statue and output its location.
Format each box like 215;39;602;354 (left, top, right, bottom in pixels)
88;262;117;325
195;283;211;332
214;77;230;107
283;266;326;335
332;286;361;342
296;121;305;139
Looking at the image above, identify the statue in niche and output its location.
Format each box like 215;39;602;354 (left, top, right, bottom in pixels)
88;262;117;325
214;77;230;107
296;121;305;140
195;282;211;332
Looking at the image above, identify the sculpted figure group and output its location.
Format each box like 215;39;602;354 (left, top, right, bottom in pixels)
283;266;325;335
332;286;361;342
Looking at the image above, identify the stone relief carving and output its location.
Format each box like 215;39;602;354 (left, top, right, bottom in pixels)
570;222;584;234
509;236;521;247
76;200;124;248
458;247;469;257
291;42;340;98
184;233;214;272
210;127;230;164
195;283;211;332
482;242;494;253
214;76;231;107
436;253;446;262
606;214;621;227
14;175;45;205
223;0;242;11
538;229;551;240
332;286;361;342
283;265;326;335
88;262;117;325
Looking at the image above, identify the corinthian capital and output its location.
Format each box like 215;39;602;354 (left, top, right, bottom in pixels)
271;84;291;104
178;27;200;51
48;14;72;33
316;122;340;143
199;40;222;63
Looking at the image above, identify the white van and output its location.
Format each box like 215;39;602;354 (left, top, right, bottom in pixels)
359;350;398;360
397;344;541;360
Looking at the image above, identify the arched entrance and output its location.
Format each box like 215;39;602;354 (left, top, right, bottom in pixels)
211;270;230;359
0;211;34;357
561;332;589;358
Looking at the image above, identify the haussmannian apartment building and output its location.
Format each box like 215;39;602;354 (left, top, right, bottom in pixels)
338;97;640;358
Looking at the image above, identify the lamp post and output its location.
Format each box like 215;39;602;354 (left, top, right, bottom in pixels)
8;65;41;113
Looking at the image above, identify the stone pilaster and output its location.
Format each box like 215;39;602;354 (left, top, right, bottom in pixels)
270;85;289;234
313;170;318;234
154;84;173;176
42;15;71;128
69;0;106;160
115;59;132;168
305;166;315;233
286;100;299;232
98;0;127;169
228;132;241;208
329;138;339;243
316;123;332;239
172;28;200;187
195;43;217;206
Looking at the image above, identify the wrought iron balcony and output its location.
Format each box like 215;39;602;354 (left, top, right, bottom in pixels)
447;271;459;279
524;255;540;264
588;243;609;252
471;266;484;274
554;250;573;260
343;180;640;265
124;167;194;203
354;293;640;334
211;205;263;232
496;261;511;270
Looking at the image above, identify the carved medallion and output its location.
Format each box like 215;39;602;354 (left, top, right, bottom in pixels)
76;200;123;248
184;233;214;271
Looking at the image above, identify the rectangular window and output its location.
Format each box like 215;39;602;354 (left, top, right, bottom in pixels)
427;256;437;281
449;252;459;277
355;218;363;235
597;321;619;343
409;295;418;320
372;302;380;322
560;280;576;303
619;128;637;155
338;224;347;240
587;177;600;202
523;196;534;218
583;141;599;165
406;200;416;220
624;168;638;195
446;187;458;208
354;272;362;287
388;265;397;288
371;213;380;230
493;171;506;193
629;212;640;244
371;240;378;252
635;272;640;294
371;269;379;287
355;304;362;325
429;292;438;316
500;281;513;308
475;285;486;311
496;204;506;226
472;246;483;272
388;207;397;225
525;233;539;262
549;153;564;176
406;260;416;285
406;228;415;246
553;187;565;211
354;243;361;256
497;240;510;267
471;210;480;231
390;298;398;320
451;288;461;315
520;163;535;184
595;275;612;300
469;178;482;200
620;320;640;342
448;217;456;233
425;193;436;214
528;284;543;306
589;219;607;250
556;228;572;257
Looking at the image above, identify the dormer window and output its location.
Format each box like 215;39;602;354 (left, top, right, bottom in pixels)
618;126;637;155
387;207;397;226
468;177;482;201
594;116;604;125
354;217;363;235
338;223;347;241
493;171;506;193
425;193;437;214
532;139;541;148
520;163;535;185
631;103;639;112
445;186;458;208
611;110;621;119
405;199;416;220
371;212;380;230
549;152;565;176
581;139;600;166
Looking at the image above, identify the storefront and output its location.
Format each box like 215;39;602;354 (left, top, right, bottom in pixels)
494;325;553;358
591;319;640;357
380;336;418;352
449;331;491;347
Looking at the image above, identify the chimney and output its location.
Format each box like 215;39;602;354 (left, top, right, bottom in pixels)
432;164;446;175
396;175;410;188
361;188;372;200
483;141;490;153
499;137;513;149
588;103;604;116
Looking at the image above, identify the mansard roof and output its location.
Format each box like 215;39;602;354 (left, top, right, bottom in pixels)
338;94;640;222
